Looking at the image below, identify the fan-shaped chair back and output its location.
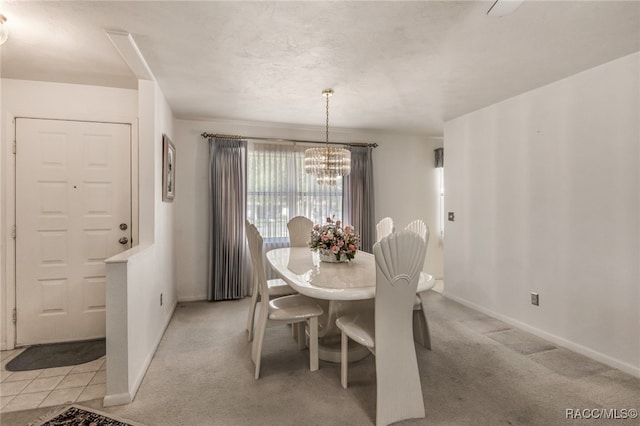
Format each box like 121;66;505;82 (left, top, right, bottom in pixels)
287;216;314;247
403;219;433;350
375;217;394;243
374;230;426;337
373;230;427;425
404;219;429;243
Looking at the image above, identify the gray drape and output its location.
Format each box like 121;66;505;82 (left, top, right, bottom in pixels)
343;146;375;253
208;137;249;301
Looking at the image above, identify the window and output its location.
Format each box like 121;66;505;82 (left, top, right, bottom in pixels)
246;143;343;242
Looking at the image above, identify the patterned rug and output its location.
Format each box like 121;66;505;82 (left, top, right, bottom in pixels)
32;405;145;426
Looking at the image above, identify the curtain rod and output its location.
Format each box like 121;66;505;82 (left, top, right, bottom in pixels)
200;132;378;148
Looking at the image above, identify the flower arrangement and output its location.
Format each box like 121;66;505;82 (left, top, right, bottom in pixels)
309;217;359;262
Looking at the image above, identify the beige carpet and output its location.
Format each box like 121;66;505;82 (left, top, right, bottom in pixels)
5;291;639;426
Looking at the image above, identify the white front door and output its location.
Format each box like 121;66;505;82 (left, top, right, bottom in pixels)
16;118;131;346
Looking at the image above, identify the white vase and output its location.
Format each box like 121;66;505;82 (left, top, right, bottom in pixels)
319;248;349;263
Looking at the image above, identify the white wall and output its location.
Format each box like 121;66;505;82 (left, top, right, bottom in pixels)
105;80;177;405
174;119;444;301
0;79;138;350
444;53;639;376
374;134;444;276
0;78;178;401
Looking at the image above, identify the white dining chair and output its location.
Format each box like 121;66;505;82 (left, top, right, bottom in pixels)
375;217;394;243
287;216;314;247
245;221;296;342
404;219;433;349
336;230;427;425
286;216;315;342
405;219;428;241
246;223;324;379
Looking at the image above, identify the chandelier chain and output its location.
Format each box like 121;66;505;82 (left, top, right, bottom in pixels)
325;92;330;145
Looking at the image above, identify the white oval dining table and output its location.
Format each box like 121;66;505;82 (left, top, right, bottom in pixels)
266;247;435;362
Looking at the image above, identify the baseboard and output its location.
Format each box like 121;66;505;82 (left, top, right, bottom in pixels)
103;392;132;407
442;291;640;378
177;295;207;303
103;300;178;407
128;300;178;401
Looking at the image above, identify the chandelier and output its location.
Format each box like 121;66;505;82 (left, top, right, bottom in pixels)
304;89;351;186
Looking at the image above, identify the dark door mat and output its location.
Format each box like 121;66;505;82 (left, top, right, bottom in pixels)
5;338;105;371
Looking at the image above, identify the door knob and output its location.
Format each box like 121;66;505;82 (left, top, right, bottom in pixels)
119;237;129;245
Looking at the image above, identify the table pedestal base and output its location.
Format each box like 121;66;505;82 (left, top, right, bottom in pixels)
318;334;370;363
299;325;370;363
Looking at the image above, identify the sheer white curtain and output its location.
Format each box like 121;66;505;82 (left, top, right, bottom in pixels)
246;142;343;251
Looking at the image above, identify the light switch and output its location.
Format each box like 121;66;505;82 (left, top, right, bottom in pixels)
448;212;455;221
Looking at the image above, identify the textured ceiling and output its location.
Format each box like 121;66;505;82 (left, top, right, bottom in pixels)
1;1;639;136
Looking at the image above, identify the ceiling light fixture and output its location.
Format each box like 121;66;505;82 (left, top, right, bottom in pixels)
0;14;8;45
304;89;351;186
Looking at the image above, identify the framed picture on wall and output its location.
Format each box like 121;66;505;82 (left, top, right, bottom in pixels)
162;134;175;202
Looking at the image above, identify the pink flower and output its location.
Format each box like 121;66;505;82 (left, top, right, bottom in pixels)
308;218;359;261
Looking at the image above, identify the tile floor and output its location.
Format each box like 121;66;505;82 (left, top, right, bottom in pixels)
0;348;105;413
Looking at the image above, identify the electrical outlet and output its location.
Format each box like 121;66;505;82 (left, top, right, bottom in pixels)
160;293;163;306
531;292;539;306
